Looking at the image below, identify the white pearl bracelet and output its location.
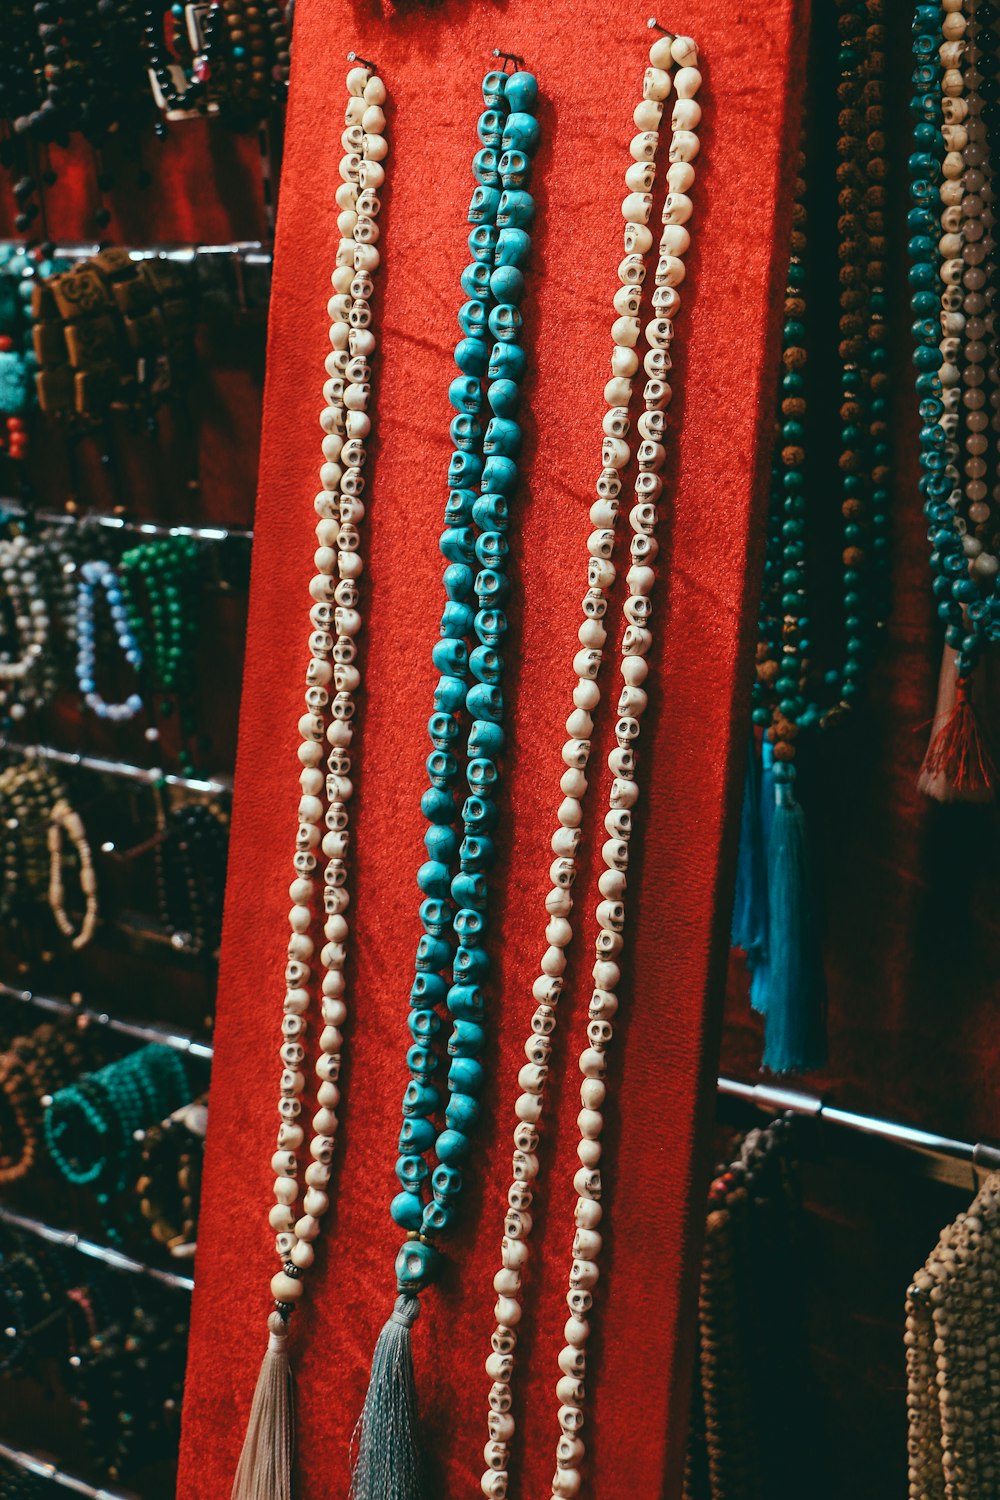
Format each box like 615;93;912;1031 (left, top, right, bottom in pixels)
267;59;388;1311
476;29;702;1500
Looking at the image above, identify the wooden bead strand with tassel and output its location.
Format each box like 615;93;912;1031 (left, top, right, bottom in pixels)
230;56;388;1500
909;0;999;801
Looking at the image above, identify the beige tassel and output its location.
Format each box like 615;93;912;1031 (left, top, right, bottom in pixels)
232;1315;294;1500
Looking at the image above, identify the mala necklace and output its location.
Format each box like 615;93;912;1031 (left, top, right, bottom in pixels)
119;536;203;771
0;530;61;724
905;1172;1000;1497
48;797;99;950
472;32;699;1500
350;62;539;1500
230;57;387;1500
732;0;889;1074
908;0;1000;799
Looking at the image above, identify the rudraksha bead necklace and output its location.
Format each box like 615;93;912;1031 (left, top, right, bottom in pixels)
734;0;889;1074
908;0;1000;799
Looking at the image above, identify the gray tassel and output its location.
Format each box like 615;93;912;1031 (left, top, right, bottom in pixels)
232;1317;294;1500
350;1295;423;1500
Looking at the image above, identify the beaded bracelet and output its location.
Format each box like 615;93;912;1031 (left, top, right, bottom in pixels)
44;1043;193;1203
475;35;690;1499
48;798;99;950
75;558;146;722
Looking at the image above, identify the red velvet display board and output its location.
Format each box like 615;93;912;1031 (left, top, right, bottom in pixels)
179;4;807;1497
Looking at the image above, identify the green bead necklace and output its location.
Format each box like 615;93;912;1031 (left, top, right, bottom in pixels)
734;0;890;1074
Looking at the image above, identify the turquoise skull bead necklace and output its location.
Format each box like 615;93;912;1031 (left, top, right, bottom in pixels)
349;63;539;1500
473;32;701;1499
230;57;388;1500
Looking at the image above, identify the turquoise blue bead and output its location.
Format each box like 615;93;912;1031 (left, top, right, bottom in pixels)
406;1042;438;1079
455;943;490;980
396;1154;429;1189
395;1238;441;1292
447;986;486;1025
422;1201;459;1233
391;1192;424;1230
469;185;502;225
490;266;524;304
446;487;477;523
495;227;531;267
460;262;491;300
487;379;519;418
460;834;495;871
426;750;458;787
431;1163;463;1200
415;932;452;971
407;1008;443;1043
424;822;459;861
448;1054;486;1093
445;1092;481;1133
442;562;474;601
449;449;484;488
467;682;502;721
477;109;506;149
447;973;488;1016
434;674;466;711
417;860;451;898
468;224;499;261
481;70;507;108
451;871;488;909
504;71;538;113
463;794;498;831
451;412;483;450
497;189;534;228
421;786;455;825
399;1116;437;1155
482;454;518;493
440;601;475;638
436;1129;471;1164
402;1079;442;1117
458;299;489;338
449;375;482;413
454;337;488;375
428;711;460;751
470;646;502;684
468;719;503;757
472;147;500;186
483;416;520;455
419;898;452;935
488;303;523;342
474;607;507;644
488;342;527;381
472;494;509;532
449;1019;485;1055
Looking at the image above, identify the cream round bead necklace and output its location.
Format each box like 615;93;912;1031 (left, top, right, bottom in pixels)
231;57;388;1500
476;28;703;1500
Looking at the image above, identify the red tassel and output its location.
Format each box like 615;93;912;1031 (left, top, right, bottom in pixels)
918;656;995;804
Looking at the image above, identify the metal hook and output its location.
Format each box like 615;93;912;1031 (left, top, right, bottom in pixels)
347;51;377;71
492;49;526;75
647;18;673;36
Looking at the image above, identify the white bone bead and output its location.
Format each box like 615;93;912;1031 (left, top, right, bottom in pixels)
672;97;702;130
675;66;702;98
621;191;653;224
666;161;696;193
271;1272;303;1301
647;33;675;68
633;98;663;130
642;65;672;100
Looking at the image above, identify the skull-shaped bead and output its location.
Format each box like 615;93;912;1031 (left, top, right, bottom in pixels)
481;70;508;108
469;224;499;263
496;190;535;229
495;226;532;267
483;415;521;454
472;147;501;186
477;110;506;149
498;148;530;188
469;185;502;225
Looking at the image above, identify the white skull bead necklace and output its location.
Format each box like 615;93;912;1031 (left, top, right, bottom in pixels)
238;50;387;1396
474;30;703;1500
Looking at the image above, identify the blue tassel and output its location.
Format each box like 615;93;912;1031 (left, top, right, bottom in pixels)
760;770;827;1074
730;735;768;961
350;1295;424;1500
746;739;776;1015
